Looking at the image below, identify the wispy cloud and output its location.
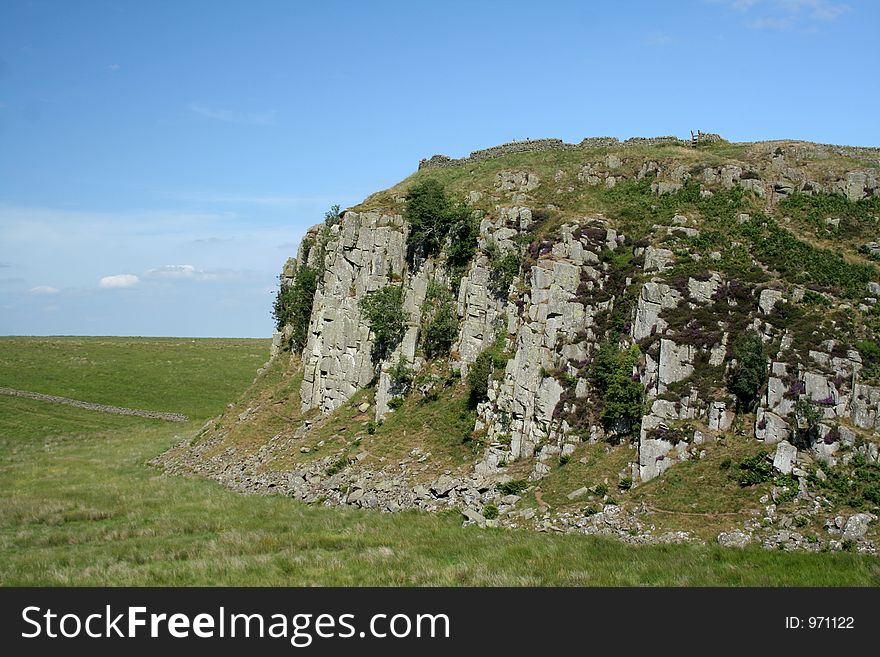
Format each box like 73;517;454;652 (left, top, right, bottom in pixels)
145;264;198;280
187;103;276;126
107;63;121;72
99;274;139;289
164;190;332;207
29;285;59;295
718;0;851;28
749;15;794;28
645;32;675;46
190;237;235;246
143;264;229;282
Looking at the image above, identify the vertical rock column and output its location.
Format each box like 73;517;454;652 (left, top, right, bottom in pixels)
300;211;406;414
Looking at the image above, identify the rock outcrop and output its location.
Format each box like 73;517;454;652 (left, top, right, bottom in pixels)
163;135;880;553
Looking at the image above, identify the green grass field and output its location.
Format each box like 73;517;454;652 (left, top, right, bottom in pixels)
1;337;878;586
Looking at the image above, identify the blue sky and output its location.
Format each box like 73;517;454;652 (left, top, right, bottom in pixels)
0;0;876;337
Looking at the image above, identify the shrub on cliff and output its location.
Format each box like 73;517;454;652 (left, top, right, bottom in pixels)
271;265;318;352
421;282;459;359
360;284;406;361
589;341;644;435
323;204;342;227
467;338;510;408
484;239;521;299
405;178;476;270
445;210;479;277
728;331;767;411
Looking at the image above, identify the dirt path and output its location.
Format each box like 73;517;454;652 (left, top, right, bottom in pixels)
0;386;188;422
643;504;752;517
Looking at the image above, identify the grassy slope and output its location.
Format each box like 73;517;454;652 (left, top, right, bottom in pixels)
2;337;878;585
0;336;269;419
3;402;879;585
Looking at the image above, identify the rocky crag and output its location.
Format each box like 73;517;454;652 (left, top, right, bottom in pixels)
160;135;880;553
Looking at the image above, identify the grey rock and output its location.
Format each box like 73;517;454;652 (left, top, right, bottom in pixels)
773;440;797;475
717;530;751;548
644;246;674;273
431;474;457;496
759;289;784;315
842;513;874;541
567;487;590;500
462;508;487;528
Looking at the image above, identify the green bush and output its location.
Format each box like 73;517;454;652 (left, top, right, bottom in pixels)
323;204;342;227
857;339;880;380
387;396;405;410
405;179;476;269
360;285;406;361
467;337;510;408
728;331;767;411
271;264;318;352
618;477;633;491
389;356;414;390
485;239;521;298
592;483;609;497
496;480;529;496
466;352;495;407
482;504;499;520
589;342;644;434
326;456;348;476
809;455;880;510
446;211;479;277
800;289;831;307
793;397;822;448
421;283;459;359
733;451;773;486
559;454;571;466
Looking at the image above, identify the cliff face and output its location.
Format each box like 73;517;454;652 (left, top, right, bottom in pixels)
164;135;880;551
290;138;880;481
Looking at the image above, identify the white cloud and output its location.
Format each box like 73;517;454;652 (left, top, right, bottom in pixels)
749;16;793;27
99;274;139;289
146;264;197;279
187;103;276;126
29;285;59;295
107;64;121;71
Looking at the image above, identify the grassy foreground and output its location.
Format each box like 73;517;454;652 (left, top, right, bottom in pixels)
1;337;879;585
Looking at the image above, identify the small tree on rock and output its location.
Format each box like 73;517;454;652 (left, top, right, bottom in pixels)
728;331;768;411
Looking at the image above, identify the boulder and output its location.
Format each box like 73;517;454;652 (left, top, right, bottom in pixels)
759;289;784;315
431;474;457;496
772;440;797;475
462;508;487;528
842;513;874;541
717;530;751;548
